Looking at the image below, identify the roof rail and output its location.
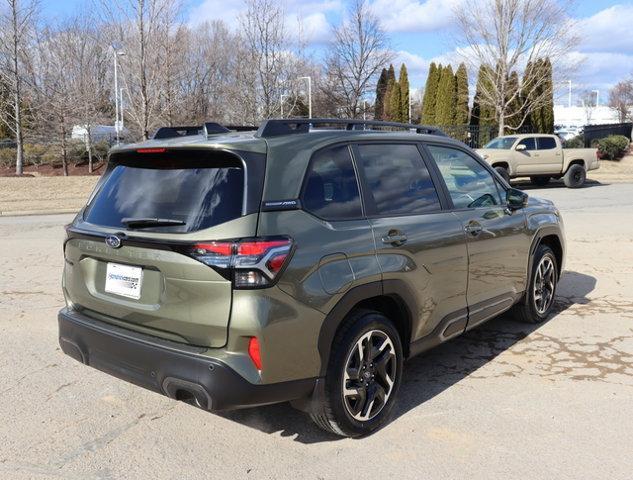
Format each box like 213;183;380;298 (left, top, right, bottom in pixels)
256;118;446;138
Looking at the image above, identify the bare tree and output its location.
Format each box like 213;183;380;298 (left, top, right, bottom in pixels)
239;0;289;120
32;24;79;176
608;79;633;124
454;0;579;136
0;0;38;175
579;90;597;125
99;0;182;140
323;0;392;118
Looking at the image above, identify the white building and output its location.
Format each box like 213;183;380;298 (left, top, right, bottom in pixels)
554;105;620;129
71;125;129;143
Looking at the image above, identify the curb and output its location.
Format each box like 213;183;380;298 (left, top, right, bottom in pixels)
0;209;79;217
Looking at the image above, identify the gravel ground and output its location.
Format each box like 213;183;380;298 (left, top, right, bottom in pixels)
0;182;632;480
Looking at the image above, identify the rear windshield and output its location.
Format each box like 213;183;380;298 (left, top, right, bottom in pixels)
84;150;245;233
484;137;517;149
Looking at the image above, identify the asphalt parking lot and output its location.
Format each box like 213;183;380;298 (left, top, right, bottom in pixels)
1;181;633;480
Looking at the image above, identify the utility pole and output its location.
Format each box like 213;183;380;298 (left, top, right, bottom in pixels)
298;76;312;118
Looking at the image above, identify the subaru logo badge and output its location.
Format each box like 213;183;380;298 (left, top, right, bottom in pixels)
105;235;122;249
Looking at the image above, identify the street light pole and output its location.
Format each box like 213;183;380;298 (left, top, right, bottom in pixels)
592;89;599;107
298;76;312;118
119;88;126;130
112;46;125;145
280;93;289;118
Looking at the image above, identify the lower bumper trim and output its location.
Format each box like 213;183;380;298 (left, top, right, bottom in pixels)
58;308;317;411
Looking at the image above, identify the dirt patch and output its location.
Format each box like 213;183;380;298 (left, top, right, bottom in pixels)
589;152;633;183
0;161;105;177
0;176;99;214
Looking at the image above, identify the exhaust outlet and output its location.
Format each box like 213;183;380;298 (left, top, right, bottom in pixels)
162;377;212;410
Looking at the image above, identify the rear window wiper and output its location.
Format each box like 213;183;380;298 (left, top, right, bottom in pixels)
121;217;186;229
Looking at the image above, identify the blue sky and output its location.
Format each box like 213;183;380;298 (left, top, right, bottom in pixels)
43;0;633;104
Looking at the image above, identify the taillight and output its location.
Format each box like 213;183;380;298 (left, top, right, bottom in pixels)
188;237;293;288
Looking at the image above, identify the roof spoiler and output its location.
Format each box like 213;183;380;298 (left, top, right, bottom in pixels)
152;122;255;140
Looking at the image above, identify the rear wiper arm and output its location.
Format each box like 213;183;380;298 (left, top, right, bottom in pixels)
121;217;186;229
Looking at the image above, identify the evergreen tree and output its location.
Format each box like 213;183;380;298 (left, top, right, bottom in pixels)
521;61;534;129
524;58;553;133
541;58;554;133
398;63;410;123
374;68;388;120
382;64;396;120
471;64;495;126
388;80;402;122
454;63;469;125
421;62;440;124
434;65;456;126
505;71;522;130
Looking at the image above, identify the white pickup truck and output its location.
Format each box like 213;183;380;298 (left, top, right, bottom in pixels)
477;134;599;188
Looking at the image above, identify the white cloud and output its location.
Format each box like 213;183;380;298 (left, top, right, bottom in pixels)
577;4;633;55
370;0;465;33
187;0;343;43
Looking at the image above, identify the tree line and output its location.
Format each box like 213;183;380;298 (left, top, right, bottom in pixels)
0;0;596;176
0;0;393;175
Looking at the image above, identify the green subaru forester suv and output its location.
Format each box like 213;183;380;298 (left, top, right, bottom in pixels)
59;119;565;437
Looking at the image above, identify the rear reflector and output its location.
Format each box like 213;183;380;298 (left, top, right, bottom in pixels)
248;337;262;370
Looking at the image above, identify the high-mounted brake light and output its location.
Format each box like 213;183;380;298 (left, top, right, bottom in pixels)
136;148;166;153
188;237;293;288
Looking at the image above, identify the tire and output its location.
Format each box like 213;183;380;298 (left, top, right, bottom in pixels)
310;309;403;437
530;176;550;187
494;166;510;183
563;164;586;188
512;245;558;324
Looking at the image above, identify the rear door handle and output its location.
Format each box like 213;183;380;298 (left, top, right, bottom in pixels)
465;221;483;236
382;230;408;246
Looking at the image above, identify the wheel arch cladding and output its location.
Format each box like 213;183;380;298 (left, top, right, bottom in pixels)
316;280;416;376
538;234;563;278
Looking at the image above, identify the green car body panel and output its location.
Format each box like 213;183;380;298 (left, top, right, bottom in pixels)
58;121;565;419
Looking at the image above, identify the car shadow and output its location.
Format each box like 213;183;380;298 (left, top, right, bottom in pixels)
512;178;606;190
217;270;596;444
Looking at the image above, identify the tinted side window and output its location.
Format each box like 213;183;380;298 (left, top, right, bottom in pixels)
356;144;441;215
428;145;504;209
538;137;557;150
302;145;362;220
517;137;537;150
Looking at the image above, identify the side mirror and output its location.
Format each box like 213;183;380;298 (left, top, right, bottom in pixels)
506;188;528;210
515;144;527;151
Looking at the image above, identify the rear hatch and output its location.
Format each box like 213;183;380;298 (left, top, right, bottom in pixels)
63;147;265;347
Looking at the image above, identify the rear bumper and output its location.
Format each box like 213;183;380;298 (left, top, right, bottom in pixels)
58;308;317;411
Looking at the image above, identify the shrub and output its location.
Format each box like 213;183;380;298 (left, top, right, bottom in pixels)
597;135;630;160
24;143;51;165
564;136;585;148
0;147;16;167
